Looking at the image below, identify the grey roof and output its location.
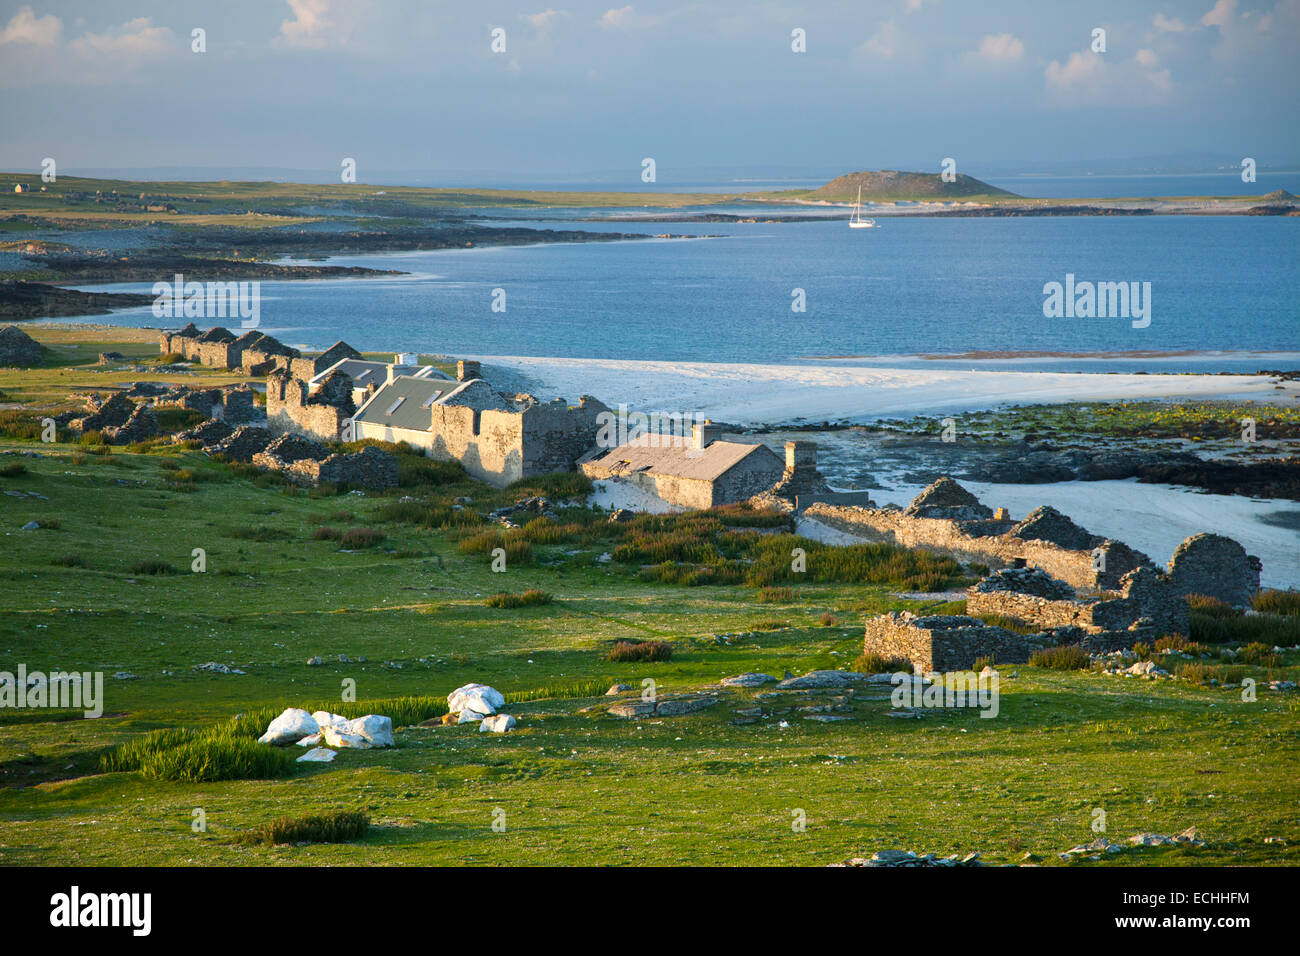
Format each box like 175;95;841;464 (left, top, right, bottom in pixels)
310;358;451;389
352;376;515;430
586;436;781;483
352;376;461;430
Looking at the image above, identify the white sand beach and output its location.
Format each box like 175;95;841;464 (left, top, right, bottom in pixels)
473;355;1298;425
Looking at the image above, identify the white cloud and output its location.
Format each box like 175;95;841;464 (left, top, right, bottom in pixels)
0;6;62;46
1045;49;1172;105
1202;0;1237;28
599;6;657;30
1152;12;1189;32
522;9;567;29
69;17;172;57
1045;50;1104;92
974;32;1024;62
276;0;352;49
859;19;901;58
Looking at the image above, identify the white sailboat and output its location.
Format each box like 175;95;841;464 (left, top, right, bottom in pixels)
848;185;877;229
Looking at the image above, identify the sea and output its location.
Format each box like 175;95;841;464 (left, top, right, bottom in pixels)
53;172;1298;372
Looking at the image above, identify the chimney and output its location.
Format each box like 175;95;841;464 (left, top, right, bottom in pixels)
457;360;481;381
785;440;817;472
692;421;722;450
386;365;398;385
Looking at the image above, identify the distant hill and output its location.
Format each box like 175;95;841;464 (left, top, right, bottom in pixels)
1259;189;1296;201
810;169;1019;201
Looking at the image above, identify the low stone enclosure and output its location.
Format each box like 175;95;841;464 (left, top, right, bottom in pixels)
806;477;1261;606
207;427;398;489
853;478;1264;672
65;383;262;445
864;613;1056;673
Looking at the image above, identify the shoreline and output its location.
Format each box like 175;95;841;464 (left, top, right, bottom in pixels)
468;354;1300;426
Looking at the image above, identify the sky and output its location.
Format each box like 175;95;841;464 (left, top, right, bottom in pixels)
0;0;1297;184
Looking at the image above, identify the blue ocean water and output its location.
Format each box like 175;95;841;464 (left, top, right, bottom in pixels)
76;215;1298;370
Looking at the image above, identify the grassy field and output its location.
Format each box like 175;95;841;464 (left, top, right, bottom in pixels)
1;339;1298;867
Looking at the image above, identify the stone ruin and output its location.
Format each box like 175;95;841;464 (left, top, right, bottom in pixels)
965;564;1189;647
175;418;234;445
1166;533;1262;608
251;433;331;472
240;430;397;490
905;476;993;521
805;477;1155;591
281;445;398;490
265;366;355;442
153;383;260;423
838;477;1263;672
203;425;275;462
751;441;878;513
0;325;43;367
863;612;1054;673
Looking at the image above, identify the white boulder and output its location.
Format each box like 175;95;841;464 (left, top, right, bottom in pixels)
258;708;319;746
348;714;394;747
322;724;371;749
480;714;517;734
457;709;488;724
296;734;322;746
311;711;349;731
448;683;505;716
296;747;336;763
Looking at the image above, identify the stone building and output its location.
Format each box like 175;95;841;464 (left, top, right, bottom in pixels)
159;323;200;358
193;327;237;366
265;367;355;442
805;478;1153;591
863;612;1051;673
581;423;785;509
287;340;363;382
240;333;299;375
154;383;260;423
965;565;1189;643
0;325;43;367
1166;533;1262;608
352;374;609;488
308;356;451;408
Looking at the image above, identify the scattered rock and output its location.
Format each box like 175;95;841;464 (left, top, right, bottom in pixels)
296;747;336;763
605;683;632;695
480;714;517;734
775;670;865;690
258;708;319;746
720;672;776;688
194;661;245;675
448;683;505;716
839;849;984;868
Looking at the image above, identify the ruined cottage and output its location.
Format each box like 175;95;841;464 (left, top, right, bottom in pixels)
287;340;363;382
351;375;609;488
0;325;43;367
805;478;1153;591
265;367;355;442
581;423;785;509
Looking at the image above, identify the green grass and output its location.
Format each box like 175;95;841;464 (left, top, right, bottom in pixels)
604;639;673;663
239;810;369;846
0;365;1297;865
100;727;296;782
484;589;553;609
1028;646;1092;671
